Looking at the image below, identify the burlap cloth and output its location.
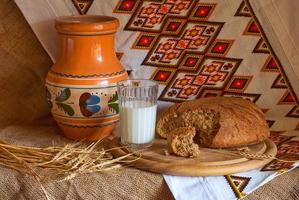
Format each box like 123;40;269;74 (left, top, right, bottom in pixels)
0;1;297;199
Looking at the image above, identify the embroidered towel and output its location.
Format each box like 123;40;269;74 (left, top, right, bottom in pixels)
164;131;299;200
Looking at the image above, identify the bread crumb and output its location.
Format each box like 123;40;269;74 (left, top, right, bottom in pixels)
167;127;200;158
163;149;169;156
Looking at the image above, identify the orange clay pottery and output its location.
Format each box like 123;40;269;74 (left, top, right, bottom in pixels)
46;15;128;141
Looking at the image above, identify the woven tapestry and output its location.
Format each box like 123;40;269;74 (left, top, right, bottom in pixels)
15;0;299;132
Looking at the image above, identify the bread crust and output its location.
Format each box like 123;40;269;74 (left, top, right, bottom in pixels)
156;97;270;148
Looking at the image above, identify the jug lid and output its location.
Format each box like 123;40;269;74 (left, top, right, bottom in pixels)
55;15;119;35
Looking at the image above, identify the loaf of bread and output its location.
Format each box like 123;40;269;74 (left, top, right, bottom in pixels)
157;97;270;148
167;127;200;157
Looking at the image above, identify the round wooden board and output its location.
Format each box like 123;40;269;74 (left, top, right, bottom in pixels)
108;138;277;176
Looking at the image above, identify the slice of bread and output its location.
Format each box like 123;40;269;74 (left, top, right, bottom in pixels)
167;127;200;157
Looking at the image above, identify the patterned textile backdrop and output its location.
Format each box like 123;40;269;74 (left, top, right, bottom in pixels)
71;0;299;132
15;0;299;132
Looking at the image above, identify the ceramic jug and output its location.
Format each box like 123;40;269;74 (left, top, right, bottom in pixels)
46;15;128;140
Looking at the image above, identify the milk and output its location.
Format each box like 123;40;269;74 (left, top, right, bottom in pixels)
119;101;157;145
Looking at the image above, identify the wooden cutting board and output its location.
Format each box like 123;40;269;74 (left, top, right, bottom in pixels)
108;138;277;176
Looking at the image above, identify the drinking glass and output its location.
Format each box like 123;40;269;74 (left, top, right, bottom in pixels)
117;79;158;149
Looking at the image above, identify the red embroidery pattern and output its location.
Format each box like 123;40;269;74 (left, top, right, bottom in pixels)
261;160;294;172
72;0;94;15
225;175;251;198
269;131;295;145
262;132;297;171
277;140;299;160
158;57;241;101
112;0;299;129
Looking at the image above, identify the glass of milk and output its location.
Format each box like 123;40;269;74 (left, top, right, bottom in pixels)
117;79;158;149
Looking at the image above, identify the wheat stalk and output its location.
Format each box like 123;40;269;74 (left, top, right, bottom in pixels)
0;139;137;200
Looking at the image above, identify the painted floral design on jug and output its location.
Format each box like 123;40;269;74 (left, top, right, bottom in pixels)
108;92;119;114
55;88;74;116
79;93;101;117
